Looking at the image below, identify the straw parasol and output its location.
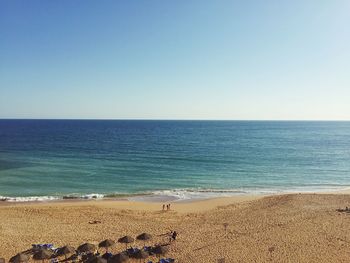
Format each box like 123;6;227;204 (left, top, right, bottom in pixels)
56;246;75;259
33;249;53;262
152;245;169;259
99;239;115;252
77;243;96;253
65;254;79;262
136;233;152;246
107;253;129;263
87;256;107;263
118;236;134;250
134;250;149;263
9;253;29;263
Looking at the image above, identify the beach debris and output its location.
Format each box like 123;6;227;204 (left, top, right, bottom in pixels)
336;207;350;213
89;220;102;224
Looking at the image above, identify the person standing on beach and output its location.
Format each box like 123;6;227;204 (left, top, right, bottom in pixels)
162;204;165;211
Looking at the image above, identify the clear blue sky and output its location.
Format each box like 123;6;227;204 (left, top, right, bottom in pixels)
1;1;349;120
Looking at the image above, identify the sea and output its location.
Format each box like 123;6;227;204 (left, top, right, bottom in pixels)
0;120;349;202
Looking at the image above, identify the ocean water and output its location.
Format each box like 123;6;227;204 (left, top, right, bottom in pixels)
0;120;349;202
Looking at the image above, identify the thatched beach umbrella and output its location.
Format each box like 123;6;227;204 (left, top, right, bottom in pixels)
56;246;76;258
152;245;169;259
9;253;29;263
87;256;107;263
134;250;149;263
136;233;152;246
65;254;79;262
107;253;129;263
99;239;115;251
33;249;53;262
118;236;134;250
77;243;97;253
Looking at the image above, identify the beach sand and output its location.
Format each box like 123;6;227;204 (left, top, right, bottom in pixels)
1;193;350;262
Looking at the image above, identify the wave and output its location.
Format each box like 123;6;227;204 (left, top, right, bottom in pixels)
63;193;105;199
149;188;247;201
0;192;153;202
0;196;61;202
135;185;350;202
0;193;105;202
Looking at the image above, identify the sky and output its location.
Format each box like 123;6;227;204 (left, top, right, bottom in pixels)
0;1;349;120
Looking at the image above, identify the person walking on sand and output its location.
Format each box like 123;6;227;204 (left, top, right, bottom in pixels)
172;231;177;242
169;231;173;243
162;204;165;211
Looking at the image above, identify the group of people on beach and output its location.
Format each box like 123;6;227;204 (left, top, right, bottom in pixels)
162;203;171;211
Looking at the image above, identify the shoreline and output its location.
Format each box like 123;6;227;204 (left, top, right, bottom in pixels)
1;185;350;203
0;194;263;213
1;187;350;212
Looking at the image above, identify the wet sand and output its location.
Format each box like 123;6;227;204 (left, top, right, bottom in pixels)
1;193;350;262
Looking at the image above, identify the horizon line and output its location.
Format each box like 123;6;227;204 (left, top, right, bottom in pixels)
0;118;349;122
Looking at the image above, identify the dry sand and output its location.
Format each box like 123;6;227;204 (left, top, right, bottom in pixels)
1;193;350;262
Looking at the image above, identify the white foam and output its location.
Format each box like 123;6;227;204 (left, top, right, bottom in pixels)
149;188;248;201
81;193;105;199
1;185;350;203
0;195;60;202
0;193;105;202
135;185;350;202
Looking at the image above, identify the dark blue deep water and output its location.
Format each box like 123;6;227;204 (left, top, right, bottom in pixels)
0;120;350;201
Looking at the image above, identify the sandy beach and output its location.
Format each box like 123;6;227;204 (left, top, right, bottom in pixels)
1;193;350;262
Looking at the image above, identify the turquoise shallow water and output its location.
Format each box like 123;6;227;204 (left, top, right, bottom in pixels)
0;120;349;201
